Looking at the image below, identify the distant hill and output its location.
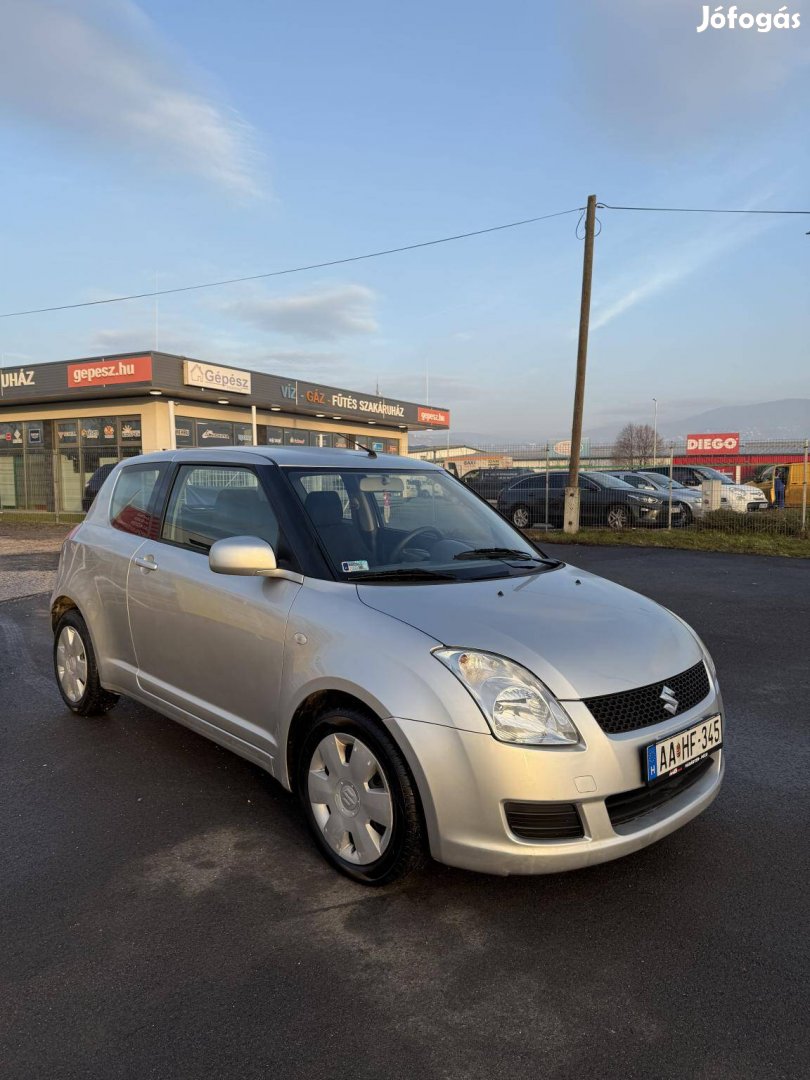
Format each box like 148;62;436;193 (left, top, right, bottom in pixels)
587;399;810;443
412;400;810;450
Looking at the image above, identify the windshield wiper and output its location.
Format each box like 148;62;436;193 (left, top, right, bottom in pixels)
453;547;542;562
349;567;457;582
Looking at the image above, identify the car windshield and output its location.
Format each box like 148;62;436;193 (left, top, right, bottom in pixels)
697;468;735;485
637;473;691;492
285;467;561;583
583;471;636;489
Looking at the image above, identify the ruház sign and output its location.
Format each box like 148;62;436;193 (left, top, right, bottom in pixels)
686;432;740;454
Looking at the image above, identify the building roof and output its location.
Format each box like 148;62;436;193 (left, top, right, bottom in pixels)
0;350;450;432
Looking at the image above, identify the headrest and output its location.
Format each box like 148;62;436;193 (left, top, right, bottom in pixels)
214;487;259;513
305;490;344;526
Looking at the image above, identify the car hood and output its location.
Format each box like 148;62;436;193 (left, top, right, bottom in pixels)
356;563;702;700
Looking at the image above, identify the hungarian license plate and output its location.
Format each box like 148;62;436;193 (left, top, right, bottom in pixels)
645;715;722;783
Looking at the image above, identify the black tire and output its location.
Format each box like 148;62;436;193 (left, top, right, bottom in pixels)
676;502;693;526
297;706;426;885
606;504;632;530
510;504;532;529
53;610;119;717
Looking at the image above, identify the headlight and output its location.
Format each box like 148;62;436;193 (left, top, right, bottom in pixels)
638;495;658;505
433;648;580;745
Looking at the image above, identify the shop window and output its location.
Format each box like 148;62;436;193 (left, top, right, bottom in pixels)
119;416;143;444
175;416;195;447
195;420;234;446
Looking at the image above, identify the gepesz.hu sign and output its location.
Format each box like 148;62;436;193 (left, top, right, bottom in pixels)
686;432;740;454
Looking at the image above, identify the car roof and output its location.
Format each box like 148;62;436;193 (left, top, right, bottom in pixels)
118;446;444;471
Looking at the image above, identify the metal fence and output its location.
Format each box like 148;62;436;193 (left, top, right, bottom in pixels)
0;448;141;521
410;439;810;537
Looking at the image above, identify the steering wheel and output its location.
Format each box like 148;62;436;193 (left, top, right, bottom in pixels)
388;526;443;562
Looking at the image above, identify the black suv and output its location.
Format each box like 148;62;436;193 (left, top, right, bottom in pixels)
461;468;537;503
497;470;669;530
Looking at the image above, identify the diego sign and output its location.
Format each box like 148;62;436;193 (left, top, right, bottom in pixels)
686;432;740;454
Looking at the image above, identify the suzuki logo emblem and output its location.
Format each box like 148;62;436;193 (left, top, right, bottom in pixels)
659;685;679;715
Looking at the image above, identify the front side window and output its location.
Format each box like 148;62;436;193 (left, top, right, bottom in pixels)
109;464;164;538
285;467;559;583
162;465;281;553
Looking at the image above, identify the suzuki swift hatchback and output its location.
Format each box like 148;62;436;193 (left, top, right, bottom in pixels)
51;447;725;884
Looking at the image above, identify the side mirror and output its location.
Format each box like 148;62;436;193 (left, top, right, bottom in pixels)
208;535;302;582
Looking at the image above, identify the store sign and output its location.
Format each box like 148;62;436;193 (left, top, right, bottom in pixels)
1;367;36;391
686;432;740;454
119;417;142;442
196;420;234;444
175;417;195;446
417;406;450;427
27;423;43;446
184;361;252;395
67;356;152;388
57;421;79;444
0;423;23;445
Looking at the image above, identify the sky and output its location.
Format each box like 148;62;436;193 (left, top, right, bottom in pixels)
0;0;808;440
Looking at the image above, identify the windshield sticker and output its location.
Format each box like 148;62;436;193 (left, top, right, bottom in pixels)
342;560;370;573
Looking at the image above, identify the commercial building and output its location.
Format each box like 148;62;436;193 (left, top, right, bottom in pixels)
0;351;449;513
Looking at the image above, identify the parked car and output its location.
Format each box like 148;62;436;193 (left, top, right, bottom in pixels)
461;467;537;504
645;465;768;513
81;462;118;512
750;462;808;508
608;471;703;525
51;447;723;884
497;470;676;530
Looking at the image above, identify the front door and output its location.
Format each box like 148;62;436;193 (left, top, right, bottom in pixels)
126;462;301;763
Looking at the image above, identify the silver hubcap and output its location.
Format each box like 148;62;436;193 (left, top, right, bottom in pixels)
513;508;530;528
56;625;88;703
607;507;627;529
308;732;393;865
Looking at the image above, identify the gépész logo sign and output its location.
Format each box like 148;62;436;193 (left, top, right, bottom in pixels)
696;5;801;31
183;361;252;395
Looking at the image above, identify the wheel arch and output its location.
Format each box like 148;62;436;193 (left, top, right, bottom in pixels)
51;595;79;633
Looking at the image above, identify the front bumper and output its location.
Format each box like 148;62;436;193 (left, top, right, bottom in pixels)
386;688;725;876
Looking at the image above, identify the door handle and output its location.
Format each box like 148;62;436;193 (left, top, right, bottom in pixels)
134;555;159;571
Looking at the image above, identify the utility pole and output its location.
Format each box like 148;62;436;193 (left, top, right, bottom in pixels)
652;397;658;466
564;194;597;534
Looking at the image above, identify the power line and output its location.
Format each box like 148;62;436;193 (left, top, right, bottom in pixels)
600;203;810;216
0;207;583;320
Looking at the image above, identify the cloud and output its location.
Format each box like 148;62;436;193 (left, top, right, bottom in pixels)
0;0;260;197
223;285;378;340
590;211;773;331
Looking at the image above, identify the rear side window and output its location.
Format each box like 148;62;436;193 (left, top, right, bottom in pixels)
109;465;164;538
512;476;544;491
162;465;281;553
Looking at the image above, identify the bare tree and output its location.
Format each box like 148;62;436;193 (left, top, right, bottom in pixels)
614;423;658;469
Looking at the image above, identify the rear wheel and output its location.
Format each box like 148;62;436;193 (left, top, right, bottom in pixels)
606;504;632;530
53;610;119;716
297;707;426;885
511;505;531;529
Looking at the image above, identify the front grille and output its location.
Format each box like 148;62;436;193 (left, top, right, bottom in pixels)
504;801;584;840
584;660;710;735
606;756;714;827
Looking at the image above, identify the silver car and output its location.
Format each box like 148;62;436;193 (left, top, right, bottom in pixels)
51;448;725;884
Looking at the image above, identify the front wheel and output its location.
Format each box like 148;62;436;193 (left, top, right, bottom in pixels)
511;505;531;529
606;504;632;530
297;708;426;885
53;610;119;716
676;502;693;526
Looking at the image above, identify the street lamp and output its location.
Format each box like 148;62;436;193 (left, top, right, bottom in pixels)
652;398;658;466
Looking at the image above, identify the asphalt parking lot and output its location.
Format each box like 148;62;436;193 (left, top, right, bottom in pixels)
1;543;808;1080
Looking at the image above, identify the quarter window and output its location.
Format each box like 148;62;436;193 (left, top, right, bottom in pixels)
162;465;281;553
109;464;164;538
